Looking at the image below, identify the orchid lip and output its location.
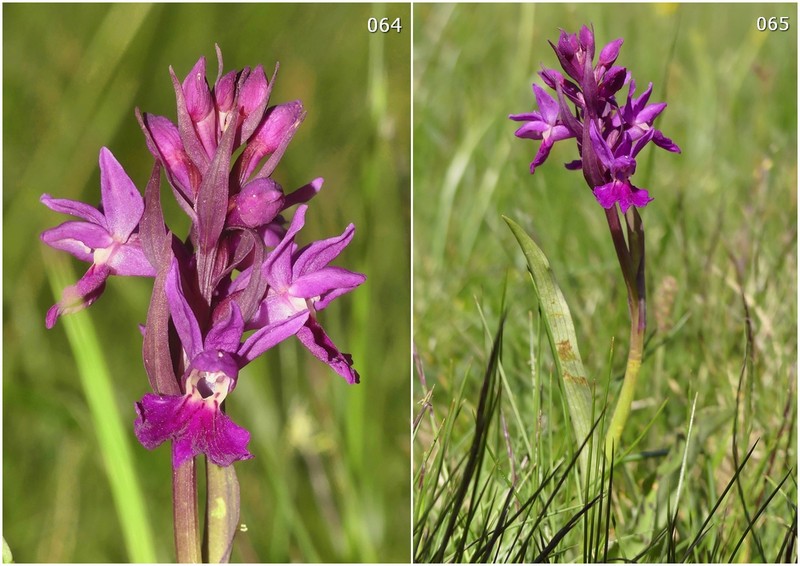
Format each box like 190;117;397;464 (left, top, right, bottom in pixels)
187;370;232;403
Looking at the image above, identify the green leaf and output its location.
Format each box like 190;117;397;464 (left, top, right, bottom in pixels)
504;216;595;476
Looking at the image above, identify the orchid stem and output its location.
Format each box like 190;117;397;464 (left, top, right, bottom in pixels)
174;458;201;563
604;206;647;458
604;303;645;458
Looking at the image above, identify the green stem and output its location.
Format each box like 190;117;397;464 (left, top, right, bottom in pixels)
604;206;648;458
604;303;645;457
174;458;201;563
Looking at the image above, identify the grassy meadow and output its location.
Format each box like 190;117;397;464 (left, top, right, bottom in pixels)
4;3;410;562
413;3;797;562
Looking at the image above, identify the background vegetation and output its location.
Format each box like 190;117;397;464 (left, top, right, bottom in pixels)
413;3;796;562
4;3;410;562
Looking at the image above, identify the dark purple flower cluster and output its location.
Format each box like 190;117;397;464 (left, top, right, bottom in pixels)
41;47;365;468
510;25;680;213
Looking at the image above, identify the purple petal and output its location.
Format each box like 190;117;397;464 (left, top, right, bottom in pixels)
588;121;615;169
514;120;549;140
182;57;213;122
182;57;217;159
240;64;268;115
240;64;277;145
173;406;252;468
138;113;199;205
205;302;245;353
284;177;323;209
509;112;540;122
264;205;307;289
227;178;285;228
653;131;681;153
40;194;106;226
186;350;240;383
106;239;156;277
637;102;667;125
533;84;559;124
598;66;627;99
98;148;144;241
290;266;366;302
46;263;111;328
529;139;555;174
40;221;112;261
626;185;654;211
295;318;360;384
169;66;210;173
236;101;305;182
238;309;310;364
598;38;624;68
214;70;237;114
592;181;623;210
134;392;253;469
166;258;203;359
293;223;355;277
578;25;595;58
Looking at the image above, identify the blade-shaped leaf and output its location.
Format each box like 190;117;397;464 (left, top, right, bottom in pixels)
504;216;594;476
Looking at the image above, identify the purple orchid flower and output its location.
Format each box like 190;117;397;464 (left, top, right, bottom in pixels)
617;80;681;153
588;122;654;213
247;205;366;384
134;257;309;468
509;84;575;174
510;25;679;212
40;147;155;328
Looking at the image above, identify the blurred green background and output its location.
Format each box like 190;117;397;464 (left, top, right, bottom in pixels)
4;3;410;562
414;2;795;557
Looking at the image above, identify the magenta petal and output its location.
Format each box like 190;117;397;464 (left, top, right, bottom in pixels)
214;70;237;114
592;181;622;209
264;205;307;288
46;263;111;328
628;186;653;209
106;240;156;277
182;57;213;122
175;407;252;468
98;148;144;240
293;223;355;277
283;177;323;208
134;393;187;450
514;121;549;140
134;393;253;469
290;267;366;302
228;178;285;228
238;101;304;182
165;258;203;358
40;221;112;261
141;114;198;201
533;84;559;124
238;309;310;363
295;319;360;384
240;64;268;116
598;38;624;67
588;121;615;169
205;302;245;353
509;112;539;122
40;194;106;226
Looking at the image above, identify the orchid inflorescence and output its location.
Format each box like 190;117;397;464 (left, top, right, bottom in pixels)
510;25;680;212
510;26;681;455
41;46;365;469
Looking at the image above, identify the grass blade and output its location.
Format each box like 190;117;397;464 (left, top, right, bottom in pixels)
46;255;157;562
